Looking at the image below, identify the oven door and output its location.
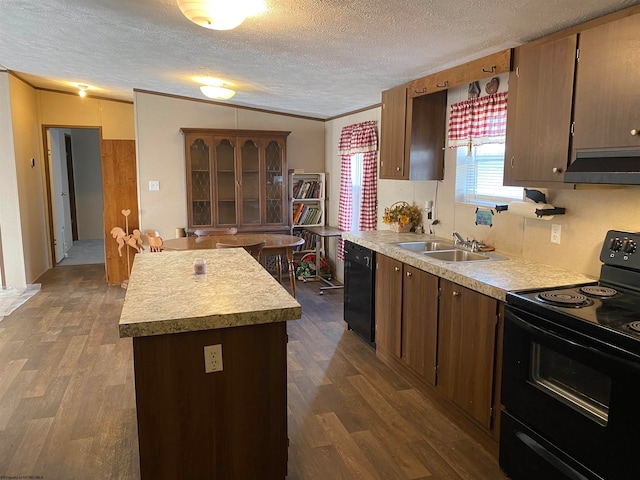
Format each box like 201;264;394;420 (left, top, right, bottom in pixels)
501;304;640;480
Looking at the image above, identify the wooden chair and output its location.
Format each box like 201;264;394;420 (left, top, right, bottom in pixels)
146;234;164;252
194;228;237;236
216;241;266;261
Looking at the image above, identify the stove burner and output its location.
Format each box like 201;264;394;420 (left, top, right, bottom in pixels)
580;285;618;298
628;321;640;333
536;291;593;308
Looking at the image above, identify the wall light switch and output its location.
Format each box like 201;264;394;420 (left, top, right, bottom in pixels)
149;180;160;191
551;224;561;244
204;344;223;373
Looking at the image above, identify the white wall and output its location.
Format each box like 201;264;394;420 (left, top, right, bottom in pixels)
70;128;103;239
134;92;325;238
325;75;640;281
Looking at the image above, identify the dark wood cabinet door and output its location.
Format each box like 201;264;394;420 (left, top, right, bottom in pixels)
380;85;408;179
406;91;446;181
375;254;403;358
437;279;498;430
401;265;439;385
504;35;577;185
572;13;640;157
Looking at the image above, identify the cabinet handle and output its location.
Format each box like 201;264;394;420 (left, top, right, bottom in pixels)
510;156;514;168
632;129;639;136
453;291;460;297
394;266;401;272
552;167;563;173
406;271;412;277
436;81;449;89
396;166;401;171
482;66;496;73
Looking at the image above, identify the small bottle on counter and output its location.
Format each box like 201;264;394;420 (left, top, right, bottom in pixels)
194;258;207;275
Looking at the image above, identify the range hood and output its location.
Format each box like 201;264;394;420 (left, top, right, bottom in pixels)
564;149;640;185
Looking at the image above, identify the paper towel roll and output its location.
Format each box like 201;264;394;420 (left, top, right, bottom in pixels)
507;201;555;220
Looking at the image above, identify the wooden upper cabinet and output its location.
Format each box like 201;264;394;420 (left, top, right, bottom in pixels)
409;49;512;98
572;13;640;158
182;129;289;231
379;85;446;181
380;85;408;179
503;35;577;186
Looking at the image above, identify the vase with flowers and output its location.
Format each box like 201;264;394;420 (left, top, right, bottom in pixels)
382;201;422;232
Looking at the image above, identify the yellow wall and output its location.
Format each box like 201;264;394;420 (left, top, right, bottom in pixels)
134;92;325;238
8;75;49;283
38;92;135;139
0;77;135;287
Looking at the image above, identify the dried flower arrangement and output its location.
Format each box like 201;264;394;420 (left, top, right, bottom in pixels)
382;201;422;232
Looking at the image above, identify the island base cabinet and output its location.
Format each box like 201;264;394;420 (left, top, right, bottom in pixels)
132;322;287;480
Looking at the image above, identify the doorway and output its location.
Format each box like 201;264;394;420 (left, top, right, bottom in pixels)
45;127;105;266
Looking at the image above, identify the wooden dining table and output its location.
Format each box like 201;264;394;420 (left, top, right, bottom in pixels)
162;233;305;297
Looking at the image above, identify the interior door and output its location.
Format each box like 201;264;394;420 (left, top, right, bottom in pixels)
47;129;68;263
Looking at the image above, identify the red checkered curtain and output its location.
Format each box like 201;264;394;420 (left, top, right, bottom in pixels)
448;91;508;148
337;120;378;259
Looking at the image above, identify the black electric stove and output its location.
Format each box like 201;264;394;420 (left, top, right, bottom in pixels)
506;230;640;357
500;229;640;480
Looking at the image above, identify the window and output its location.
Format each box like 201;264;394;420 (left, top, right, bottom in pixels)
455;144;522;205
349;153;364;231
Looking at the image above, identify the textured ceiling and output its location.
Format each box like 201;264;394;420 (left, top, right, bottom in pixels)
1;0;639;119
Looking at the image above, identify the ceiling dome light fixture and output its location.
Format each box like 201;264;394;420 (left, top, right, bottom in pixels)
77;84;89;98
200;84;236;100
176;0;266;31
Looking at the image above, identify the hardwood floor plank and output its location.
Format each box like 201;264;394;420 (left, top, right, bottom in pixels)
317;412;383;480
0;264;507;479
351;429;431;480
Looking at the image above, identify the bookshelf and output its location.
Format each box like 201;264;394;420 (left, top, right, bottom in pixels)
289;172;325;253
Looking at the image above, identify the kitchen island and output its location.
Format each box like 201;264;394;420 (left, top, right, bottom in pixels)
119;248;301;480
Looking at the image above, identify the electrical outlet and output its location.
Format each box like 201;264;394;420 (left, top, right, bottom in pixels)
149;180;160;191
204;344;223;373
551;224;561;244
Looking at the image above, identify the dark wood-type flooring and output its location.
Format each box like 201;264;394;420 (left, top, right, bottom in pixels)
0;264;507;479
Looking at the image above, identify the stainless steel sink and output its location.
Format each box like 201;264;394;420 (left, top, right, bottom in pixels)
395;240;456;252
422;250;490;262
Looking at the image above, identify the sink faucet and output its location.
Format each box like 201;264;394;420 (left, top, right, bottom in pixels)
452;232;480;252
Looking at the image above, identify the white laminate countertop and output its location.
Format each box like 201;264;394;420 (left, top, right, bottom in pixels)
343;231;595;302
119;249;302;338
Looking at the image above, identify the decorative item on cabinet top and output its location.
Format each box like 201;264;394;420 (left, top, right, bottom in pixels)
409;49;512;98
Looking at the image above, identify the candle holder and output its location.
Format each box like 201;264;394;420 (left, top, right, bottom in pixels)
194;258;207;275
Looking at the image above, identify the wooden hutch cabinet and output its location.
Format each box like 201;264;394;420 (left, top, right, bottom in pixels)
181;129;290;232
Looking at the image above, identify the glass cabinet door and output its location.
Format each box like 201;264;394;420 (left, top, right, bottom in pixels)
214;137;237;225
239;139;261;225
264;139;285;224
188;136;213;226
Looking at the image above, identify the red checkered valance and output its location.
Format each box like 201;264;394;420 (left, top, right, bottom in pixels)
338;120;378;154
448;91;508;148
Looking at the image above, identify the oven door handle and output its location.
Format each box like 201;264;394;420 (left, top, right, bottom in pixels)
515;431;601;480
508;313;640;373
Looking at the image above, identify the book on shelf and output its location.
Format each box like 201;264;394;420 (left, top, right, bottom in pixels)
292;203;305;224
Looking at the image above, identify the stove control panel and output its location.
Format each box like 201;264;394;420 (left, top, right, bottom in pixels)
601;230;640;268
